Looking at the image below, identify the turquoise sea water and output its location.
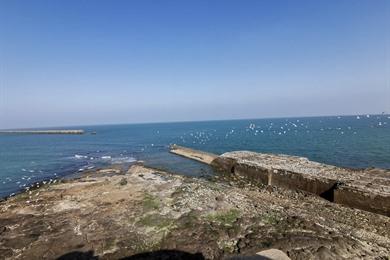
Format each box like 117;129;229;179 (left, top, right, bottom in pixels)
1;115;389;198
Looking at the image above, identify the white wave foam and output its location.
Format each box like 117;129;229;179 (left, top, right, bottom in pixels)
74;154;88;159
111;156;136;164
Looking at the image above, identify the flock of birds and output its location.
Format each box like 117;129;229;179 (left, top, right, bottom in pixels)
176;115;389;146
1;171;59;197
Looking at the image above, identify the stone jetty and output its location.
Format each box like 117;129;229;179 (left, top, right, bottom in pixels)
170;145;390;216
0;130;84;135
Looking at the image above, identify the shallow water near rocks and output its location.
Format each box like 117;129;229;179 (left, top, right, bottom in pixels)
0;115;389;197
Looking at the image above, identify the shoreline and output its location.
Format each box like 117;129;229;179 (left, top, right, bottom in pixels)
2;147;390;215
0;163;129;201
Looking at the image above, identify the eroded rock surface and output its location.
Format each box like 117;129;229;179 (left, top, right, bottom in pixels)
0;164;389;259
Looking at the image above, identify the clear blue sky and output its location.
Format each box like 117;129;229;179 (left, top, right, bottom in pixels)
0;0;389;128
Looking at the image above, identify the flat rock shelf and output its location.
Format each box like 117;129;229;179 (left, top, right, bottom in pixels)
1;164;389;259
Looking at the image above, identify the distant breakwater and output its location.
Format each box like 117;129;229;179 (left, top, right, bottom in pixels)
0;130;84;135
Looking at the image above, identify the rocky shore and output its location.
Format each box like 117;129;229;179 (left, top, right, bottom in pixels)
1;163;389;259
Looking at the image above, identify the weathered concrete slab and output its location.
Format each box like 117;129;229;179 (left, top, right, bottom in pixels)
213;151;390;216
169;146;390;216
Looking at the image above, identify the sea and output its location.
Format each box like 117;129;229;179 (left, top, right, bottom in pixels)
0;115;389;198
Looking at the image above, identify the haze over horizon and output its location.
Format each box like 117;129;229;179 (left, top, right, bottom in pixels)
1;113;390;131
1;0;389;129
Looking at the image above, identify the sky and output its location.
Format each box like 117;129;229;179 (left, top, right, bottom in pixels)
0;0;389;128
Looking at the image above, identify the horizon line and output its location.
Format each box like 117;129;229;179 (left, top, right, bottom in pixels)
1;112;389;131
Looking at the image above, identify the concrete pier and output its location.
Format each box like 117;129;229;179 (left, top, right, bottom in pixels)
0;130;84;135
170;146;390;216
170;144;217;164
